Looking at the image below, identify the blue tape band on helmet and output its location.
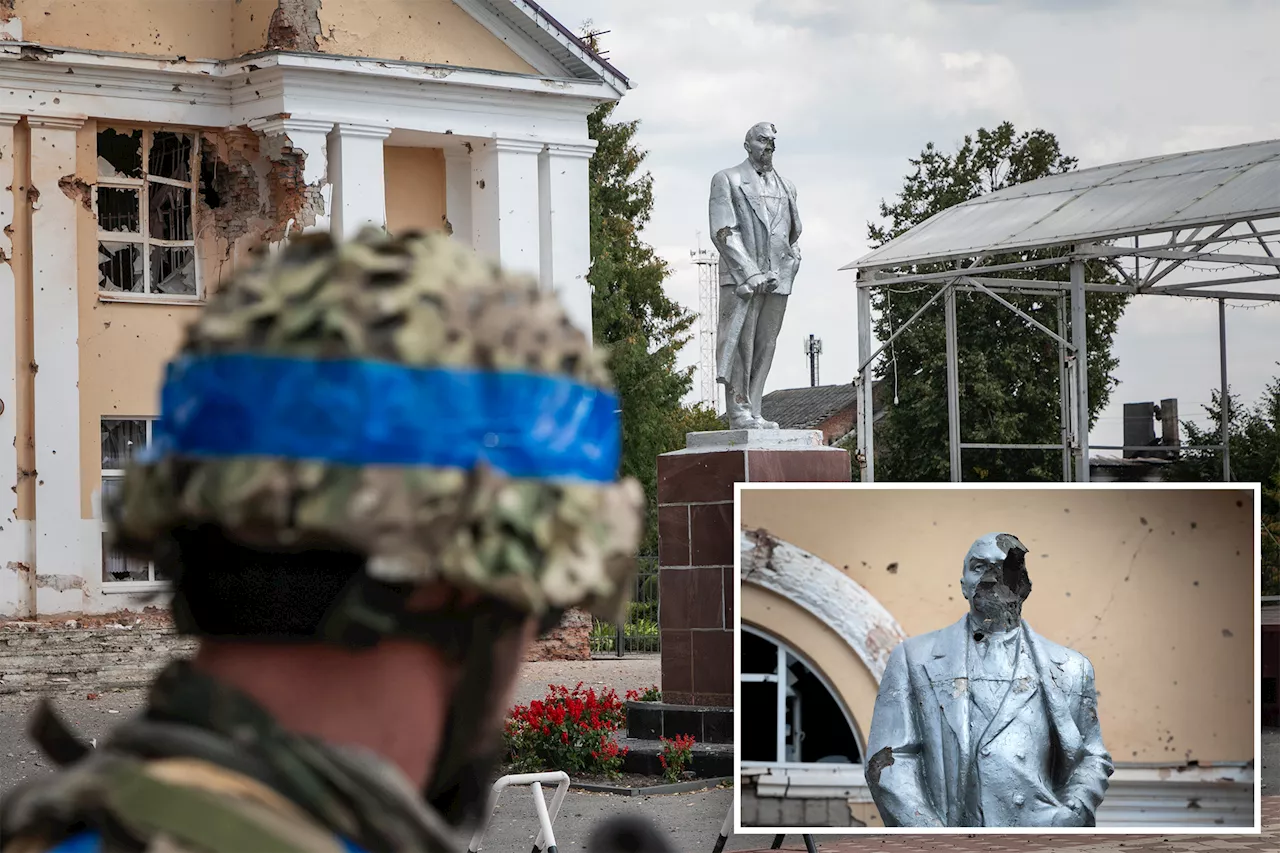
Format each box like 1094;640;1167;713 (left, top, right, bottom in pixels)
144;353;622;483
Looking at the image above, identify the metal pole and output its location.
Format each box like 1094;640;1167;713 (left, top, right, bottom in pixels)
1219;298;1230;481
1070;257;1090;482
857;281;875;482
1057;294;1072;482
944;283;961;482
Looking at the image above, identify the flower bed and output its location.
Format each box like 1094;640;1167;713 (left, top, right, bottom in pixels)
503;682;629;778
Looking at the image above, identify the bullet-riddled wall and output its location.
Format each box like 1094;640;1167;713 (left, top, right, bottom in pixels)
740;487;1256;765
16;0;537;73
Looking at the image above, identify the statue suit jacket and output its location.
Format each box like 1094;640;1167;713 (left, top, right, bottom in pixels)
865;618;1113;828
708;159;802;295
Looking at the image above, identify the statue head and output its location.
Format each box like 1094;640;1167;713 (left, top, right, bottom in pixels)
743;122;777;171
960;533;1032;628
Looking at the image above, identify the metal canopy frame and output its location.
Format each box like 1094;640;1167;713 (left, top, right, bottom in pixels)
848;211;1280;483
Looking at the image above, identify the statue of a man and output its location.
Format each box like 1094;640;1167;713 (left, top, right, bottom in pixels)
865;533;1113;828
709;122;802;430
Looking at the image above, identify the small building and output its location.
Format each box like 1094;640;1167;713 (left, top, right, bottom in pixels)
729;381;887;446
0;0;628;620
1264;597;1280;728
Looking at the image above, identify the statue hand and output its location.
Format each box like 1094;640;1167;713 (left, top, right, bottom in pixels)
761;273;780;293
1050;799;1085;828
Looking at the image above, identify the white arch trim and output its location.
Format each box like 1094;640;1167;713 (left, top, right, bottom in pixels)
740;527;908;683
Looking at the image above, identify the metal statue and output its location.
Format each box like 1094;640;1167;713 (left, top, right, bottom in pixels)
709;122;802;430
865;533;1113;827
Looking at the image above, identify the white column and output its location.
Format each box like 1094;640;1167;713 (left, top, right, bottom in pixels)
539;142;595;339
251;117;334;236
28;114;86;615
470;138;541;279
328;123;392;240
443;147;473;246
0;114;27;617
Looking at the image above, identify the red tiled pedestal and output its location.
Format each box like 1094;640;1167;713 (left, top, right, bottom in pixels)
656;430;850;707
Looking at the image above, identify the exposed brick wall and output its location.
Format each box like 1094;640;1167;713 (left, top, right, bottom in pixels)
1;605;591;668
818;404;856;445
524;608;591;662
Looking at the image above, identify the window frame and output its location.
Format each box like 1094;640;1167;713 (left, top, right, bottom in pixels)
99;417;166;591
739;624;865;769
95;126;203;303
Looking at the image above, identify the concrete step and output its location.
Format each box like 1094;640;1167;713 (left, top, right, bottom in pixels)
619;734;734;779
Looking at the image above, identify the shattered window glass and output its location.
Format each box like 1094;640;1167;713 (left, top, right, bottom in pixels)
97;127;200;297
149;182;192;242
742;629;779;674
149;132;193;182
151;246;196;295
101;418;148;469
98;242;143;292
97;128;142;179
97;187;140;233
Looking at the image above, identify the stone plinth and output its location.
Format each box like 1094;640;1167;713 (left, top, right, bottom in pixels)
656;429;849;706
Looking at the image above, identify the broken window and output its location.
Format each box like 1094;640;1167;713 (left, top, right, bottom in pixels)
100;418;161;583
97;127;199;297
739;627;863;766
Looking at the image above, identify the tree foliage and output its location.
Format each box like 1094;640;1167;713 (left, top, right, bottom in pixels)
866;122;1131;481
1166;370;1280;592
583;28;711;551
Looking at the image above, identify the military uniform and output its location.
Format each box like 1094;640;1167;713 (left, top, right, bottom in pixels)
1;230;653;853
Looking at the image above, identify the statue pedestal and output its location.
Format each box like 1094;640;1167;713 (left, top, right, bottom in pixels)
655;429;849;707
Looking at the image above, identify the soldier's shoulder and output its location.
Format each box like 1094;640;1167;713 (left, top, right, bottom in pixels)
3;755;358;853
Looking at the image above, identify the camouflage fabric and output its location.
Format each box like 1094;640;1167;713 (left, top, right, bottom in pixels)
0;662;457;853
106;229;644;623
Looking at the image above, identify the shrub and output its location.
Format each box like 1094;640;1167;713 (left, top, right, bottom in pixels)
659;734;696;783
625;685;662;703
504;682;629;778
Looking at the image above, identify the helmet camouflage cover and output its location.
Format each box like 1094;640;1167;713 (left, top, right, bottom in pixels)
107;228;644;624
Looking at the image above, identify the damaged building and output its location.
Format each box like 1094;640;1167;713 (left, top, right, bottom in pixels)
0;0;628;619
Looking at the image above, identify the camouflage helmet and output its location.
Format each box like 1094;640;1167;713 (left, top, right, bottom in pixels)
107;228;644;623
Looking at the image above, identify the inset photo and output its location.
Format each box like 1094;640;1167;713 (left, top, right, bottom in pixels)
733;484;1259;835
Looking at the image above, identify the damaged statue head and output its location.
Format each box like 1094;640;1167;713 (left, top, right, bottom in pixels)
708;122;802;429
864;533;1113;828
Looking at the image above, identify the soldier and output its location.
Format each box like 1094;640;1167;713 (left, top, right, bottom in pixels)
0;229;659;853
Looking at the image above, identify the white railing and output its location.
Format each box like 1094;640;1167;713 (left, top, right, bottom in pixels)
467;771;570;853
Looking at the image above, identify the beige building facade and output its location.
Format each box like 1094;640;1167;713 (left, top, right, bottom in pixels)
0;0;627;619
739;486;1257;828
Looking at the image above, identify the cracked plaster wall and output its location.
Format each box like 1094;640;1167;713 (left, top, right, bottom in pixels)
15;0;537;72
740;488;1256;765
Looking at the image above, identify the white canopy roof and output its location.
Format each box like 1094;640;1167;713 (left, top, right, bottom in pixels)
845;138;1280;272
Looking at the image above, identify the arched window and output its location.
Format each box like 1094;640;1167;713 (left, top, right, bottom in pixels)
739;625;863;766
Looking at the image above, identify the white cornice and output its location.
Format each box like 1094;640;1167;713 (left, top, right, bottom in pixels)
0;45;607;146
0;44;618;103
26;114;86;130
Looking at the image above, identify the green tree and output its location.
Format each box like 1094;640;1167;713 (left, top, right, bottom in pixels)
1167;371;1280;591
866;122;1131;481
583;27;709;551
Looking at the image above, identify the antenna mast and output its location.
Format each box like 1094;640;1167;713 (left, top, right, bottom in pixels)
691;236;720;412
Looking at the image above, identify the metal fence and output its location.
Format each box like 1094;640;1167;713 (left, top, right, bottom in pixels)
590;555;660;656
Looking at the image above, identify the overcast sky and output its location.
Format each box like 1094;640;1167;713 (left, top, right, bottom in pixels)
546;0;1279;450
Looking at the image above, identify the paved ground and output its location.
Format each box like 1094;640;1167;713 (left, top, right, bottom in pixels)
1;663;1275;851
0;655;779;850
